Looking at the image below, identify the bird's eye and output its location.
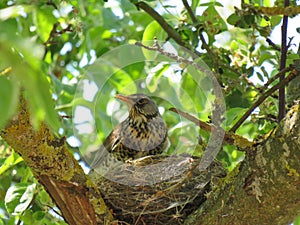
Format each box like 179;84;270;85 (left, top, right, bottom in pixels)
137;98;148;105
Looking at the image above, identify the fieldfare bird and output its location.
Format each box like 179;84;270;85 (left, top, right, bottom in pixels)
90;93;168;170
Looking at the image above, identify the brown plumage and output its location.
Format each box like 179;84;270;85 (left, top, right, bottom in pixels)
90;93;168;170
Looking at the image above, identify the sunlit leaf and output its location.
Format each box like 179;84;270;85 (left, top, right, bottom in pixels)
0;76;19;129
226;107;247;128
142;21;167;60
0;150;23;175
33;5;57;42
5;183;36;214
0;5;34;21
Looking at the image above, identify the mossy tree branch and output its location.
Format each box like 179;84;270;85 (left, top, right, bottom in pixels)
184;104;300;225
0;96;114;225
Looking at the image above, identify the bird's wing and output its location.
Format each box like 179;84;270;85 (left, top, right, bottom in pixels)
102;123;122;153
89;124;122;169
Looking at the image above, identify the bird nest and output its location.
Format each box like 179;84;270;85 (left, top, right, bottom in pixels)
89;154;226;225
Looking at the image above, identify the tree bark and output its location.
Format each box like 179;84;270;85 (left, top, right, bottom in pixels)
184;104;300;225
0;97;114;225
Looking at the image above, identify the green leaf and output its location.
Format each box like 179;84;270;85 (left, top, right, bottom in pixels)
294;214;300;225
226;108;247;127
256;72;264;83
258;53;275;65
230;40;239;51
146;64;170;92
0;150;23;175
0;20;60;132
270;15;282;28
142;21;167;60
21;62;60;132
108;69;137;94
0;5;34;21
0;76;19;129
33;6;57;42
5;183;36;214
203;6;227;43
227;13;254;28
200;2;223;7
227;13;240;26
191;0;200;11
102;7;121;29
226;89;251;108
33;211;45;221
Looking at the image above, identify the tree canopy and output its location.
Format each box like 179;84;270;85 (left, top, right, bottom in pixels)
1;0;300;224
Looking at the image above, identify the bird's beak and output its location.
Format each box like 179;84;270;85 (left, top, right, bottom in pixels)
115;94;135;107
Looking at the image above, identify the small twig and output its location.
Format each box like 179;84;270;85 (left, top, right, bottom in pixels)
278;0;289;122
230;69;299;132
43;23;73;59
263;66;292;88
169;108;212;133
266;38;281;51
224;72;255;93
44;23;73;46
46;0;58;9
198;33;221;76
134;1;186;47
184;0;241;80
287;36;294;49
182;0;197;23
135;39;211;75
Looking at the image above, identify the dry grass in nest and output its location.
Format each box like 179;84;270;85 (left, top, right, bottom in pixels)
89;154;226;225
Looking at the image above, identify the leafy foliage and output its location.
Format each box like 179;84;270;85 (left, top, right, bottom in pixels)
0;0;300;224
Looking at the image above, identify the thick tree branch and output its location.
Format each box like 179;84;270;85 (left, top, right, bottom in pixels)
0;97;114;225
185;104;300;225
278;0;289;122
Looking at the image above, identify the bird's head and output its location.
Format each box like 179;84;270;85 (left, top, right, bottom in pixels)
115;93;160;120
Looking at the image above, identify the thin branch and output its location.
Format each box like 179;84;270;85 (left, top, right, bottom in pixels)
134;1;186;47
266;38;281;51
183;0;241;81
169;108;253;151
43;23;73;59
44;23;73;46
230;69;299;133
278;0;289;122
224;72;255;93
46;0;58;9
135;39;211;75
263;66;292;88
198;33;221;76
182;0;197;23
198;25;243;81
